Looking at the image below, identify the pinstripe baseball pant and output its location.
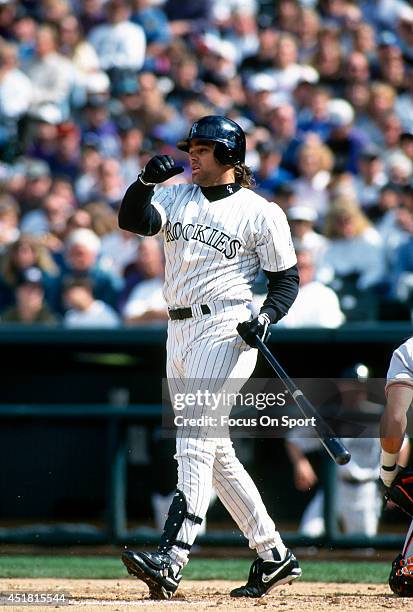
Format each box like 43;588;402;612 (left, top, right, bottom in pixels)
166;302;286;567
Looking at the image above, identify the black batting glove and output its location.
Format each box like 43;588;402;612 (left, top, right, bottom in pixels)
139;155;184;185
237;313;271;348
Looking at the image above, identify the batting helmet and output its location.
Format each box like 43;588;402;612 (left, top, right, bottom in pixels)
177;116;246;165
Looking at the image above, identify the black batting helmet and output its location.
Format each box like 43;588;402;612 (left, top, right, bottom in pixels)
177;115;246;165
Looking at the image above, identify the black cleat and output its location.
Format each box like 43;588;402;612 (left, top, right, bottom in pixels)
121;550;182;600
389;553;413;597
230;548;301;598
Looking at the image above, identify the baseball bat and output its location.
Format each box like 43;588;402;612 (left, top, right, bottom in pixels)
255;336;351;466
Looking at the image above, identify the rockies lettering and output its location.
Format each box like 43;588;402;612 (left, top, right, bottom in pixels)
165;220;242;260
152;183;296;307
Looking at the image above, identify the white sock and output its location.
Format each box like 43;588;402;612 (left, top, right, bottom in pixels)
171;561;183;577
259;543;287;562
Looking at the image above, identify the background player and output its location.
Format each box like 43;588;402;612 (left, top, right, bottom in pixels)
286;364;406;538
118;115;301;599
380;336;413;596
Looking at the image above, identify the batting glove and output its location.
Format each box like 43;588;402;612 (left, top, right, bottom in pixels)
237;313;271;348
139;155;184;186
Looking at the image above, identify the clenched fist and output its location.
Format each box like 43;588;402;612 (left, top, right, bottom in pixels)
139;155;184;185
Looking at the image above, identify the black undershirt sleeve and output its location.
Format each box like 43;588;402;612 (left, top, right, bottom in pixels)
118;179;163;235
260;265;300;324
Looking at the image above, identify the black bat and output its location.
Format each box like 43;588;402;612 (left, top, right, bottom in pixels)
255;336;351;466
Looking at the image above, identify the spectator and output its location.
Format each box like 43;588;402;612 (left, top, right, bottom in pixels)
24;24;75;116
240;23;279;80
39;0;71;26
223;7;259;65
46;122;82;180
166;56;203;110
296;6;320;64
312;26;343;92
0;235;59;311
267;32;319;96
74;143;103;204
377;185;413;274
0;0;18;41
20;191;73;249
353;145;388;211
122;237;167;324
0;266;57;324
395;67;413;131
88;0;146;75
275;249;345;328
62;276;120;327
12;14;37;66
117;120;143;188
88;158;126;208
58;228;123;311
14;160;53;216
319;198;385;291
361;82;397;147
80;96;120;158
163;0;212;37
292;140;334;218
0;40;33;120
79;0;106;35
326;98;367;174
253;140;293;196
130;0;171;70
58;14;100;81
268;103;303;176
298;86;332;141
287;205;329;267
0;194;20;253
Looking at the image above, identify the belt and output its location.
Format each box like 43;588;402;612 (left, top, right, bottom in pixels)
168;304;211;320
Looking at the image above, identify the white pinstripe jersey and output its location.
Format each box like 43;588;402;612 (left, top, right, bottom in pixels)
386;337;413;389
151;184;297;308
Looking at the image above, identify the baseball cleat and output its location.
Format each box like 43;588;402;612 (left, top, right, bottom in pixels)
389;553;413;596
121;550;182;600
230;548;301;598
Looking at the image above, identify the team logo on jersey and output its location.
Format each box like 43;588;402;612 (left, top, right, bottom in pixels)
165;221;241;260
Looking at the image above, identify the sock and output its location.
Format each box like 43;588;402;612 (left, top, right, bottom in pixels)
259;542;287;562
171;561;182;577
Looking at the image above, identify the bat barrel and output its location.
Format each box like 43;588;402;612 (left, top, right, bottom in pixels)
255;336;351;466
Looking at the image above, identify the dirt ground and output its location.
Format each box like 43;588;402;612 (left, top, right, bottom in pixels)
0;578;410;612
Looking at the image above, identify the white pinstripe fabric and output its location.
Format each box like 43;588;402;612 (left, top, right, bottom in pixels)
166;304;283;567
149;183;294;567
151;184;296;307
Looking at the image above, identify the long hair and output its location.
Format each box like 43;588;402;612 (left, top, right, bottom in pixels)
234;163;255;189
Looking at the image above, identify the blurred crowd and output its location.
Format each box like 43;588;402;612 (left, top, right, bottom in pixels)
2;0;413;326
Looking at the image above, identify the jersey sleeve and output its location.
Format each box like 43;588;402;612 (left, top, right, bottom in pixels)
150;185;176;233
255;205;297;272
386;340;413;393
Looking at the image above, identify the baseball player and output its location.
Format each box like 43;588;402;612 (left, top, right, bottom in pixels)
118;115;300;599
380;336;413;596
287;364;383;537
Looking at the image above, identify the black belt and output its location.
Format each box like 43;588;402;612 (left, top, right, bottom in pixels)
168;305;211;320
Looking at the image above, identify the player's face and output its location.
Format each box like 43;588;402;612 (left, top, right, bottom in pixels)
189;140;234;186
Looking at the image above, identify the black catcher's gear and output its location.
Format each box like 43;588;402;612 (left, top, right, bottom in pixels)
177;115;246;165
384;468;413;518
389;553;413;597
